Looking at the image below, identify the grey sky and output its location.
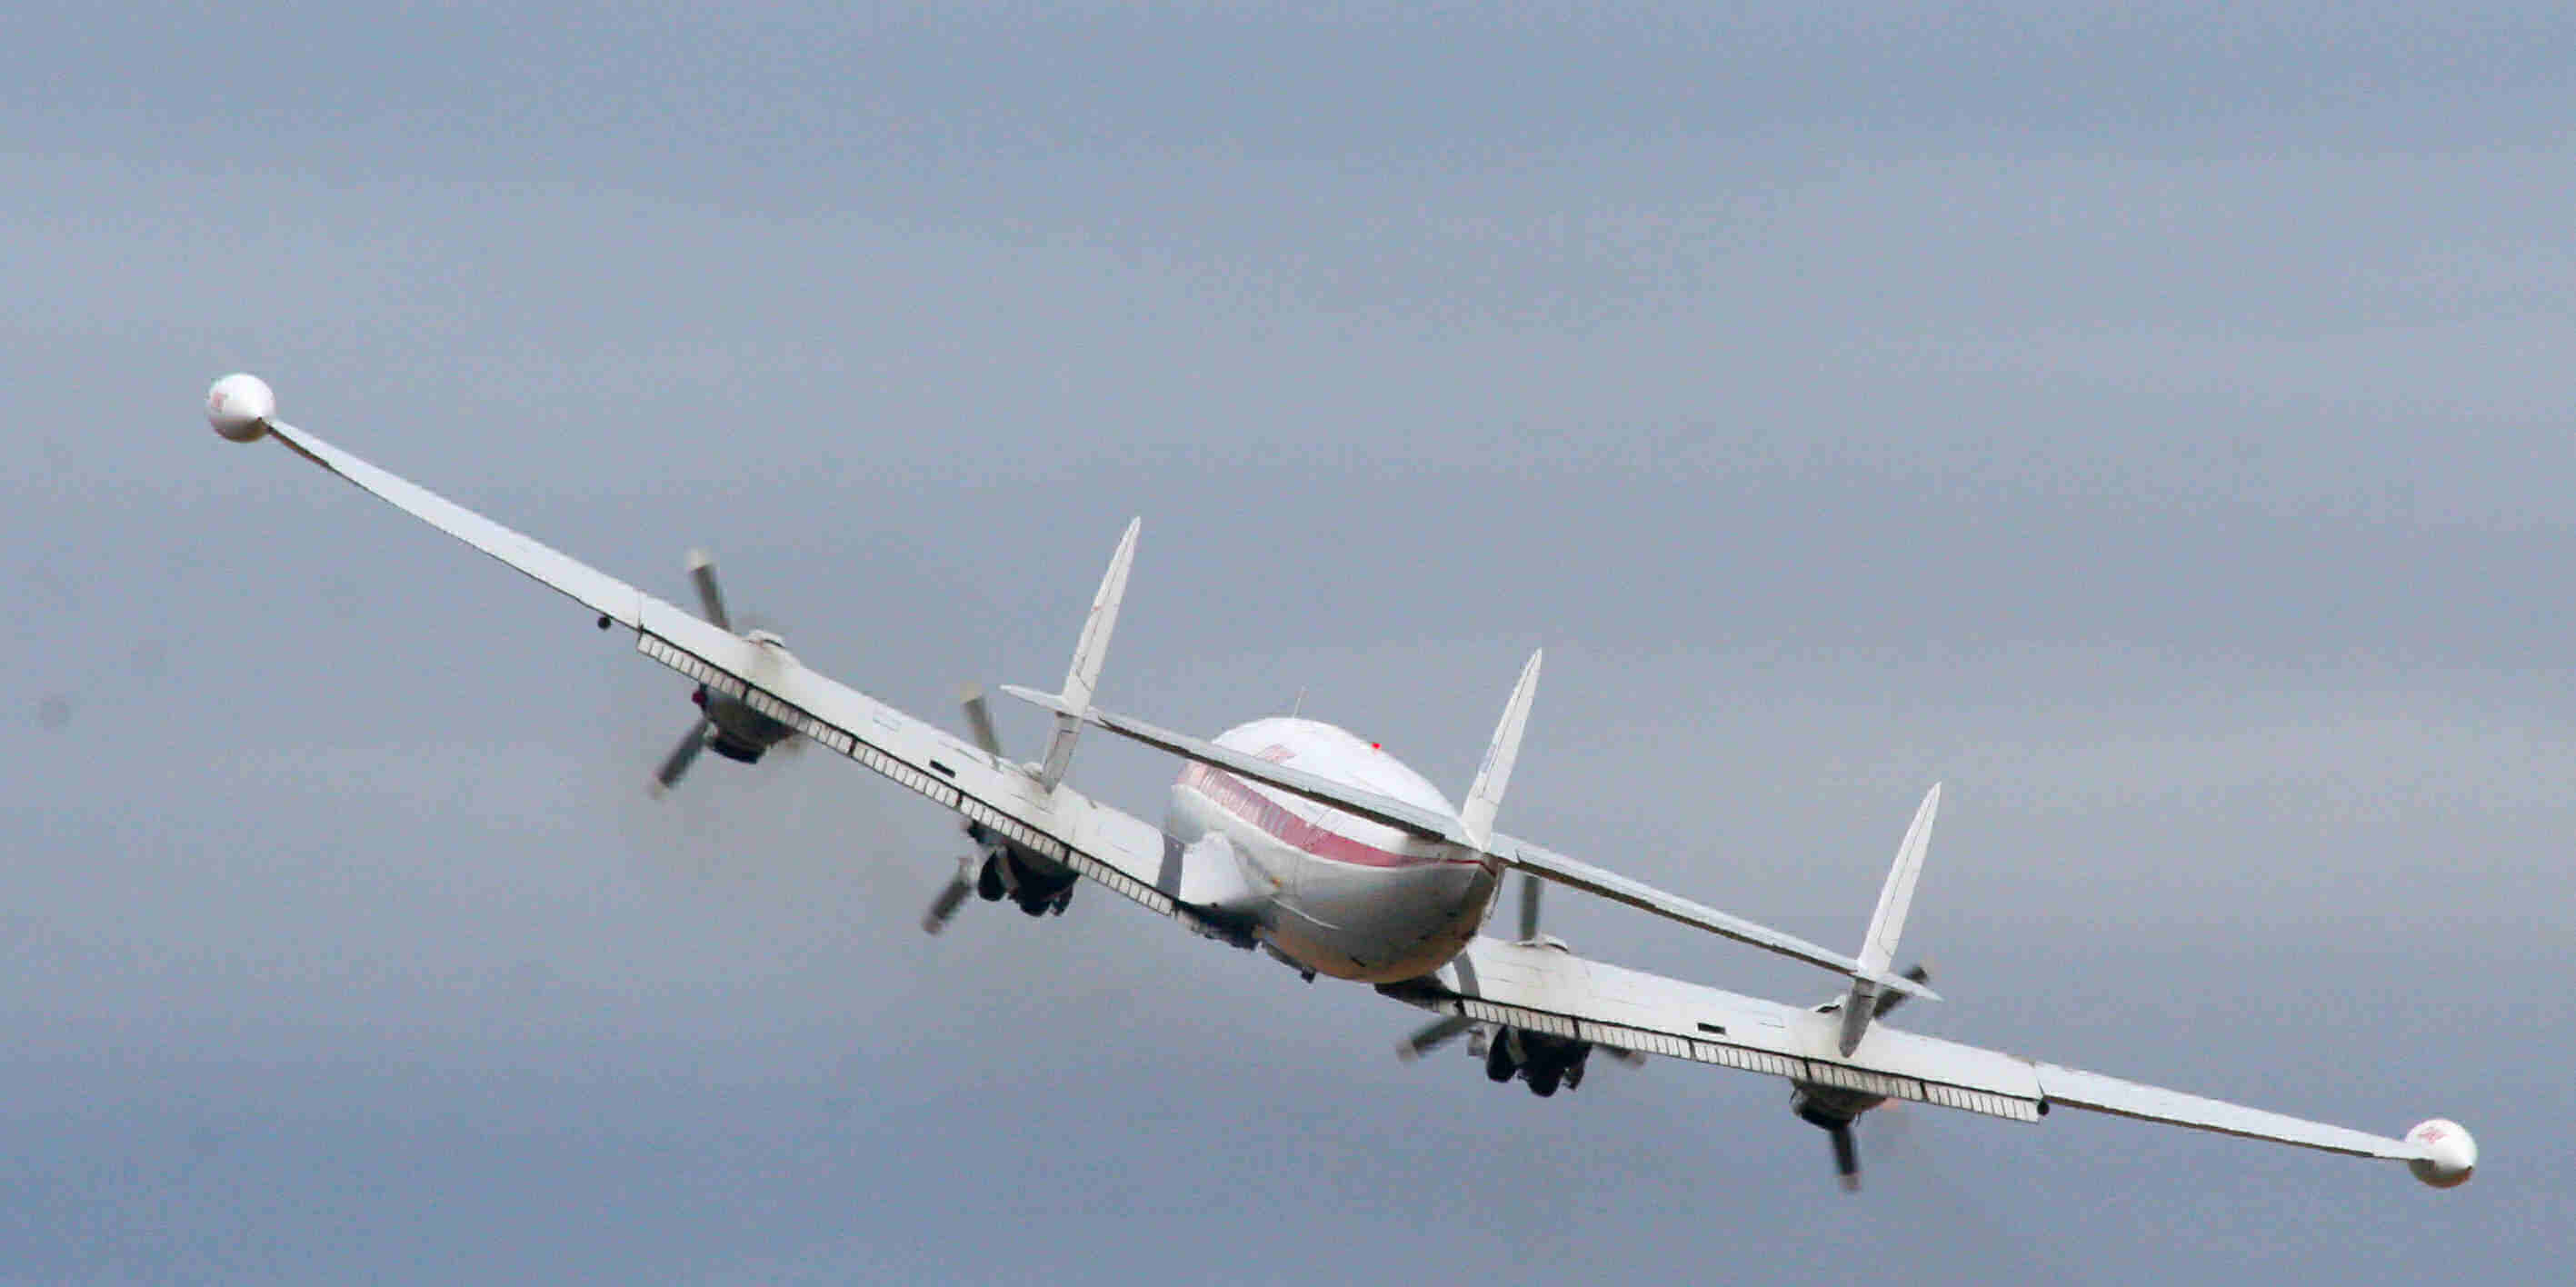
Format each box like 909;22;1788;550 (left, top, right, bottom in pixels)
6;3;2572;1282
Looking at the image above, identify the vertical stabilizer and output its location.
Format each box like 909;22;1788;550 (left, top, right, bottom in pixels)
1459;650;1542;851
1038;517;1140;791
1837;783;1941;1054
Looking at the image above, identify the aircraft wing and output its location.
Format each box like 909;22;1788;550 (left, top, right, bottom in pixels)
1388;936;2441;1165
249;417;1187;922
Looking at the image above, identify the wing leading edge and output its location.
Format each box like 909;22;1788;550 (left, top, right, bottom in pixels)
245;414;1187;924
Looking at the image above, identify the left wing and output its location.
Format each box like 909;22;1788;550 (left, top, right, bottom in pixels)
221;393;1187;923
1386;935;2455;1169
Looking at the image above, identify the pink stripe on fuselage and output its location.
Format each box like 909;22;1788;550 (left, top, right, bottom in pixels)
1181;763;1472;870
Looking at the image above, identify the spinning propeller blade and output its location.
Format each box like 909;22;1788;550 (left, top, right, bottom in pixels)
1872;963;1932;1019
651;719;710;796
959;684;1003;758
684;548;732;631
1397;1013;1474;1062
1517;871;1543;943
1830;1122;1862;1192
922;856;978;935
922;688;1016;933
646;549;802;794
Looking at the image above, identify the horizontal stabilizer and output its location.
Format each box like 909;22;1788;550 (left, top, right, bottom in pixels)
1003;685;1931;1002
1001;687;1462;841
1501;838;1938;1003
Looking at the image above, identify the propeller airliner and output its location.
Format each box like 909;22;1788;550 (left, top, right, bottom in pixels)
200;373;2478;1193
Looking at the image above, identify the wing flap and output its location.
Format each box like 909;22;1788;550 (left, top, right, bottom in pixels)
1498;837;1937;1002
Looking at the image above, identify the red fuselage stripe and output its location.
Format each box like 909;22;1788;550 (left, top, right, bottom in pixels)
1182;763;1465;870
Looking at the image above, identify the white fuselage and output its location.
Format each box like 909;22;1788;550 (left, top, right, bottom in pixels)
1161;717;1503;983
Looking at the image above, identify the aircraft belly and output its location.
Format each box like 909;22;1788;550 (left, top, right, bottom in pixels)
1280;856;1491;982
1166;783;1493;984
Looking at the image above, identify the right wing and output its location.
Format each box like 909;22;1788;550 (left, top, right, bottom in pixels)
1393;935;2449;1167
249;416;1190;922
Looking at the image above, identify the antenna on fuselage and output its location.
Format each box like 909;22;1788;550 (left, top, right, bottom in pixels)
1290;686;1306;719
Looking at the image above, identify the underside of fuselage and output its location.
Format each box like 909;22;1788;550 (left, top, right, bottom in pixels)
1160;718;1502;983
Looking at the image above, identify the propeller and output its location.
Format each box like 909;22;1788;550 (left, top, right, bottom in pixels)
645;548;799;795
922;855;978;934
650;718;711;797
1396;1013;1474;1062
1874;962;1932;1019
1829;1121;1862;1192
645;549;735;795
960;683;1003;765
685;547;730;631
921;684;1008;934
1805;961;1932;1192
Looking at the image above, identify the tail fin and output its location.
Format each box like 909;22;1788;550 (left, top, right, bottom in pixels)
1859;783;1939;978
1459;650;1542;851
1837;783;1941;1054
1036;517;1140;791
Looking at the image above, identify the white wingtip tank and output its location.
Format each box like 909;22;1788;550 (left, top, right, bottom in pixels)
205;373;276;443
2405;1119;2477;1189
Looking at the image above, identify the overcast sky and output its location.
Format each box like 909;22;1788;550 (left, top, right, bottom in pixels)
6;3;2573;1282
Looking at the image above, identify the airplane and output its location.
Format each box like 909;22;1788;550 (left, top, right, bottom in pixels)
199;372;2478;1192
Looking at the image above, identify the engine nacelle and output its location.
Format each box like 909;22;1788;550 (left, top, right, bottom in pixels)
1790;1082;1884;1130
1482;1025;1593;1096
2405;1118;2476;1189
970;825;1078;917
205;373;275;443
